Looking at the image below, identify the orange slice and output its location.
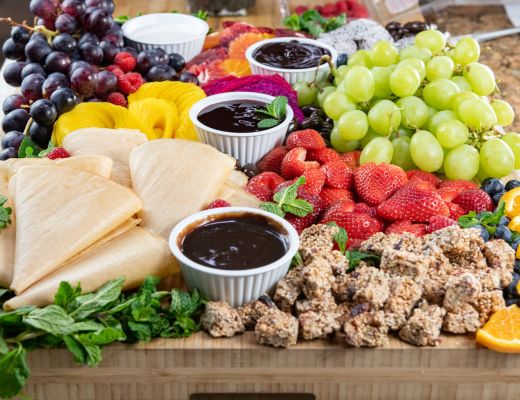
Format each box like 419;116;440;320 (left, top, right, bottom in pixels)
476;305;520;352
219;58;251;77
502;187;520;218
228;32;273;59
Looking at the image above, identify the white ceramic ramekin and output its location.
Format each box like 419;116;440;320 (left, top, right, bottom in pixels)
189;92;294;166
122;13;209;62
169;207;299;307
245;37;338;85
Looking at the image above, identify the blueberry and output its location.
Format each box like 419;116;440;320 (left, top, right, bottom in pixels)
476;225;490;241
481;178;505;196
506;298;519;307
506;180;520;191
512;239;520;252
505;272;520;298
495;225;512;242
492;190;505;205
336;53;348;67
515;259;520;274
499;216;511;226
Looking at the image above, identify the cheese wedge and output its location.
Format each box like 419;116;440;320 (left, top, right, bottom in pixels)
10;165;142;293
0;168;15;288
5;227;177;310
130;139;236;238
63;128;147;187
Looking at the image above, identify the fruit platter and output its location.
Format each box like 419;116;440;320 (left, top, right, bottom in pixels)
1;1;520;399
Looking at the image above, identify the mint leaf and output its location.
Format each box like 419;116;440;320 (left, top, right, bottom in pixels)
282;14;301;31
260;202;285;217
170;289;201;317
258;119;279;129
37;141;56;158
63;335;86;364
290;252;303;268
0;329;8;355
346;251;380;273
77;327;126;345
24;305;75;336
18;137;40;159
458;211;480;228
71;277;125;319
54;281;82;312
0;306;36;326
0;345;30;399
482;201;505;226
270;96;288;119
256;96;288;128
273;176;305;204
282;199;313;217
127;321;152;342
81;342;102;366
333;227;348;255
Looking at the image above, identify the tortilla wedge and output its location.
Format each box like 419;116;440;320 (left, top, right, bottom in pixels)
10;165;142;293
129;139;236;238
216;180;260;208
0;169;15;288
63;128;147;187
4;227;177;310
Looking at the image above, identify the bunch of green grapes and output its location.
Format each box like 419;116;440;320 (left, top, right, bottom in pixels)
316;30;518;180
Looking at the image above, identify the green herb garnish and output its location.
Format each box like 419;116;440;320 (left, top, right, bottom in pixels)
260;176;313;218
283;10;346;37
17;137;40;159
0;196;12;229
0;276;204;399
256;96;288;129
459;200;505;235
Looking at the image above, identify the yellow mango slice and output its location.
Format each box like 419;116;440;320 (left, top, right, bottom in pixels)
128;98;179;140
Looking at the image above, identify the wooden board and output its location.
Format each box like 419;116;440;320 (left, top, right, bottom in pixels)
23;331;520;400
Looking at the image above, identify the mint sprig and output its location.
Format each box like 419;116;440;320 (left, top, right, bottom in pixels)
260;176;313;218
283;9;347;37
459;200;505;235
0;196;12;229
256;96;288;129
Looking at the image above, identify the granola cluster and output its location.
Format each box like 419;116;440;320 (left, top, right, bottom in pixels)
200;224;513;348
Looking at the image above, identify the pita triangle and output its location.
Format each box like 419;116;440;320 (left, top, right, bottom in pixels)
0;169;15;288
10;165;142;293
5;227;176;310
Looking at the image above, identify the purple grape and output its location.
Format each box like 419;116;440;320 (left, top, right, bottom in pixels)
99;40;119;64
147;65;176;82
102;24;123;46
55;13;78;34
40;17;57;30
68;60;96;75
168;53;185;73
50;87;78;114
78;32;100;46
71;66;99;97
61;0;87;17
88;8;113;35
21;73;46;101
86;0;114;12
22;63;47;80
3;61;27;87
30;0;59;19
151;48;169;65
25;39;52;63
0;147;17;161
52;33;77;54
2;38;25;60
179;72;199;85
2;109;30;133
95;69;117;97
29;32;47;42
45;51;71;73
28;121;52;148
30;99;58;126
42;72;70;98
11;26;30;45
137;50;160;74
79;42;103;65
1;131;25;150
3;94;27;114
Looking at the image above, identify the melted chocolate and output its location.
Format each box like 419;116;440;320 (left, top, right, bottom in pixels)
253;40;330;69
180;213;288;270
198;101;276;133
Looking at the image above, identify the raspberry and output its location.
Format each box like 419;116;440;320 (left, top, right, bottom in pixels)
207;199;231;209
117;72;144;95
106;64;124;77
106;92;127;107
46;147;70;160
114;52;136;72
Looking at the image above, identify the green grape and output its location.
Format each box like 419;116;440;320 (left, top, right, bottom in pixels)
453;37;480;65
451;76;472;93
344;65;375;102
360;128;381;147
368;99;401;135
360;137;393;164
426;56;455;81
331;126;359;152
458;98;497;131
477;164;490;182
336;65;351;79
371;66;392;99
370;40;399;67
392;127;414;140
435;119;469;149
409;130;444;172
317;86;336;109
389;66;421;97
443;144;480;180
480;138;515;178
428;110;459;134
396;96;429;129
397;58;426;80
415;30;446;53
451;91;480;113
391;136;416;170
464;62;496;96
348;50;372;68
323;91;356;120
502;132;520;169
338;110;369;140
422;79;460;110
490;99;515;126
399;45;432;64
293;82;318;106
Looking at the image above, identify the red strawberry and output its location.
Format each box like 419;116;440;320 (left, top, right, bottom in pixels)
285;193;323;234
340;151;360;170
257;146;288;174
426;215;457;233
347;238;364;250
377;181;450;222
321;199;356;220
353;202;377;218
354;162;408;206
280;147;320;179
386;220;427;237
245;172;285;201
300;168;326;195
106;92;127;107
320;211;382;240
207;199;231;209
320;186;353;208
114;51;136;72
439;180;478;192
452;189;494;213
406;170;441;187
46;147;70;160
437;187;459;203
286;129;326;150
446;202;466;220
322;2;339;15
320;161;353;189
295;5;309;14
307;147;342;164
